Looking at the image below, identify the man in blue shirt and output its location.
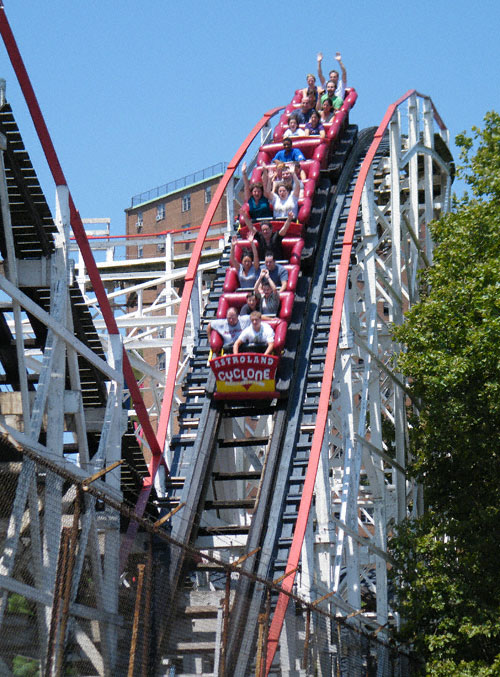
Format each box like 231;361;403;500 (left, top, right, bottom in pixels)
293;96;315;125
262;253;288;291
274;138;306;163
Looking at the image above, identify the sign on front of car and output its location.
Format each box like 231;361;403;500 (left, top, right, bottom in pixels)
210;353;280;400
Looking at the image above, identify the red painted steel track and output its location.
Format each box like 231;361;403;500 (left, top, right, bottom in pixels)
134;105;284;510
264;90;447;674
119;107;283;566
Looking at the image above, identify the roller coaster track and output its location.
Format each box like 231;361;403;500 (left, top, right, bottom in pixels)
151;93;452;674
0;4;454;673
228;127;378;676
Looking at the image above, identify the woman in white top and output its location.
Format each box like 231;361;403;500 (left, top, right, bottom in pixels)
264;165;300;219
283;115;305;138
271;164;305;201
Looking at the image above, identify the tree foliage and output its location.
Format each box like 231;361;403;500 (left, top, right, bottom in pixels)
389;112;500;674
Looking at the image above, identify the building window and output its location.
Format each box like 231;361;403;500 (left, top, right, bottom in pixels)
157;327;166;339
157;241;166;253
136;211;143;232
181;193;191;212
156;203;165;221
137;245;144;258
156;352;166;371
204;186;211;204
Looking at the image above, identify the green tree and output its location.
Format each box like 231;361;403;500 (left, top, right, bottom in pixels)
389;112;500;674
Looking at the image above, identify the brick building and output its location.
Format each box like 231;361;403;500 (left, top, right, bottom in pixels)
124;162;233;265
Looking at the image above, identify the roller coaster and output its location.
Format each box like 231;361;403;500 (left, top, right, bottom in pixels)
0;5;454;676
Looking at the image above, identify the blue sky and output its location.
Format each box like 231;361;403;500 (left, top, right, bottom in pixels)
0;0;498;235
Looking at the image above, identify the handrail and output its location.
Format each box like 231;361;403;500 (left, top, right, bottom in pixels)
265;89;448;674
71;220;228;241
130;161;228;207
0;5;162;458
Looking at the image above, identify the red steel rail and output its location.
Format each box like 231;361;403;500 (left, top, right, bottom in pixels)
133;105;284;512
118;105;283;568
265;90;447;674
0;5;162;458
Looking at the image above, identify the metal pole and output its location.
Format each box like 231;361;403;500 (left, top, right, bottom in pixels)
336;621;342;677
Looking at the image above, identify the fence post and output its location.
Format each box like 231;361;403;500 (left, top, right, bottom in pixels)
140;537;153;677
128;564;146;677
55;488;82;676
44;527;70;677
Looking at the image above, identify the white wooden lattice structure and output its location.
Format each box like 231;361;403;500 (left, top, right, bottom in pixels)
287;94;451;675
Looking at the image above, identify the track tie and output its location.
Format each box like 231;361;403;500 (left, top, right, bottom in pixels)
199;525;250;535
183;605;219;618
184;387;206;396
204;499;256;510
212;471;261;480
217;436;268;448
181;419;200;429
173;642;216;653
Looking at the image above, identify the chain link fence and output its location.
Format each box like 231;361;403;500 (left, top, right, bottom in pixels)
0;439;420;676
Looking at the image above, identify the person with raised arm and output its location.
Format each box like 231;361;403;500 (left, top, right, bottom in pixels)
250;210;293;260
272;165;302;196
317;51;347;100
229;231;260;288
242;161;272;220
254;268;281;316
233;311;275;355
265;164;300;219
